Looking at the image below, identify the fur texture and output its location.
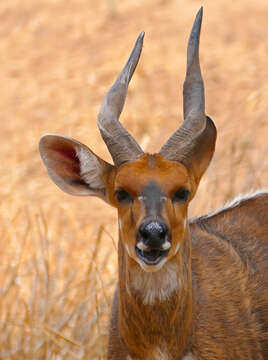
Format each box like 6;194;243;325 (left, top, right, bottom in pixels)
108;192;268;359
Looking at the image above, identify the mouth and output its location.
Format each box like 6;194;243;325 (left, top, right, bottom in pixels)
135;246;169;265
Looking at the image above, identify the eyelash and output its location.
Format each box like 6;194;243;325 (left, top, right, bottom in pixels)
115;189;133;204
172;188;190;203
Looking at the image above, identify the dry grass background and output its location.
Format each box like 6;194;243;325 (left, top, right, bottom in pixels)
0;0;267;358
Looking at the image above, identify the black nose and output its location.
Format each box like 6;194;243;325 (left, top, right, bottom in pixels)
138;221;168;248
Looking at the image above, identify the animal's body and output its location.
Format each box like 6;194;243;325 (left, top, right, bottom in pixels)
108;188;268;360
39;8;268;360
189;192;268;360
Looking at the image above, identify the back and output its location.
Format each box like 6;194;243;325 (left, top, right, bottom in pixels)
190;191;268;359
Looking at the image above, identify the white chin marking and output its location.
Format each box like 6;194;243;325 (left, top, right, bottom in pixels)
137;256;167;273
182;353;196;360
130;261;179;305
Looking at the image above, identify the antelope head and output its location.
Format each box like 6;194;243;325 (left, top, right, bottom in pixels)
39;8;216;273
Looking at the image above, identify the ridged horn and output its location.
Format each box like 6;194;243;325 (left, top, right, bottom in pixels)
160;7;210;163
97;32;145;167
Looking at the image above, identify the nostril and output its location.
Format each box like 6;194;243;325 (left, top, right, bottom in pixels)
140;228;150;239
139;225;150;240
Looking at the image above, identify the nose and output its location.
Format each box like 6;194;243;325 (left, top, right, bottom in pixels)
138;221;169;249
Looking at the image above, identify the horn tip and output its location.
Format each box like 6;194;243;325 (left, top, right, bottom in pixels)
138;31;145;43
187;6;203;54
195;6;203;24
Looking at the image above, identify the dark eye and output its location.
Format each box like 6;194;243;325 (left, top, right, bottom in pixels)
115;189;133;204
172;188;190;203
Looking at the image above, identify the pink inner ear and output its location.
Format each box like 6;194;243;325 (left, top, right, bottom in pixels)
56;146;77;161
40;135;113;198
47;138;78;161
45;140;81;179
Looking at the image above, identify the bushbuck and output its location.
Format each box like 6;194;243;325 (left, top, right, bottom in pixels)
39;8;268;360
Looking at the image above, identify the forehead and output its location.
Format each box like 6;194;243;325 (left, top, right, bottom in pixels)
115;154;189;194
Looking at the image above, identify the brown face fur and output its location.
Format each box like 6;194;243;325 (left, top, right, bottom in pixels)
107;153;192;271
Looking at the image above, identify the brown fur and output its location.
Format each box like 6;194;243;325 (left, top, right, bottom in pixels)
39;135;268;359
108;191;268;360
39;136;268;359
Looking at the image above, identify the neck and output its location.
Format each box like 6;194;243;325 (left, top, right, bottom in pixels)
117;226;193;359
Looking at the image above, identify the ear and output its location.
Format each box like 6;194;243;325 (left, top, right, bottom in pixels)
39;134;114;203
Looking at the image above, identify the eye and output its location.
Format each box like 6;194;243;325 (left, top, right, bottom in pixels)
115;189;133;204
172;188;190;203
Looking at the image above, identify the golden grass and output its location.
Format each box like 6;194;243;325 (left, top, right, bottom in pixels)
0;0;267;358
